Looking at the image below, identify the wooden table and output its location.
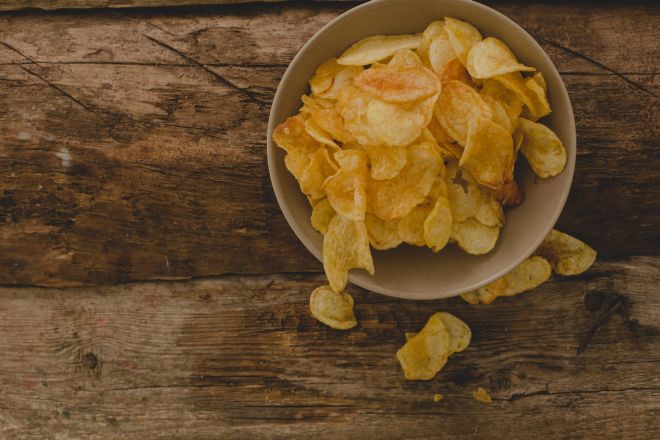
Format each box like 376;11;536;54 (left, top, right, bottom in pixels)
0;1;658;438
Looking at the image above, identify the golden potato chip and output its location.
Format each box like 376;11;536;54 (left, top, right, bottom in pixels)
427;172;449;200
417;20;448;61
365;213;402;250
466;37;535;79
397;204;432;246
389;49;424;68
354;65;439;103
535;229;597;276
437;312;471;354
363;144;407;180
318;65;364;100
427;116;454;145
337;34;423;66
451;218;500;255
309;285;357;330
435;80;493;146
301;93;334;111
531;71;547;94
444;17;482;66
323;215;374;293
479;78;524;124
475;256;552;304
460;116;514;188
366;95;436;147
517;118;567;178
323;149;369;221
311;198;335;235
475;189;504;227
523;75;552;121
445;161;480;222
493;179;524;206
369;143;441;220
438;58;472;87
494;72;550;121
481;94;512;133
433;393;444;402
304;118;340;151
337;85;381;146
428;37;455;74
273;114;322;180
303;103;354;144
309;58;339;96
299;147;339;200
405;331;417;342
424;195;453;252
473;387;492;403
396;313;451;380
460;291;479;305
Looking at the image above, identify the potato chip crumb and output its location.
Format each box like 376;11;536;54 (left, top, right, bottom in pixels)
473;387;492;403
433;393;444;402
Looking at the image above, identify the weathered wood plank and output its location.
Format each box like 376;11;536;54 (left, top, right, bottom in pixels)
0;3;658;286
0;257;658;438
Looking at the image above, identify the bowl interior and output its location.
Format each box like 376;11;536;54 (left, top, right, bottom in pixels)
268;0;575;300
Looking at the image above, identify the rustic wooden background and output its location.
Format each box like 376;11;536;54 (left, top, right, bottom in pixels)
0;1;658;438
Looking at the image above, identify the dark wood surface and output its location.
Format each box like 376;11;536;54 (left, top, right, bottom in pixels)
0;1;658;438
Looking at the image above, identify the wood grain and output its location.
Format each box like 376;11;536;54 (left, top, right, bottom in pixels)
0;3;658;286
0;257;658;439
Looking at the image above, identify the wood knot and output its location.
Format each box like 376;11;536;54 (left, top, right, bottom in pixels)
488;373;510;391
82;352;98;370
584;291;605;311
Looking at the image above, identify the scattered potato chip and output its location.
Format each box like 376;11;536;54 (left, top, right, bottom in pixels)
304;118;340;151
451;218;500;255
435;80;492;146
311;198;335;235
362;144;408;180
437;312;471;354
323;149;369;221
337;34;423;66
366;94;437;147
478;256;552;304
460;116;514;188
365;213;402;250
274;115;322;180
300;147;339;200
389;48;424;68
369;143;441;220
535;229;597;276
444;17;482;66
396;313;451;380
517;117;567;178
473;387;492;403
309;285;357;330
433;393;444;402
460;291;480;305
428;37;455;75
354;65;439;103
445;162;480;222
466;37;535;79
424;194;453;252
397;204;432;246
323;215;374;293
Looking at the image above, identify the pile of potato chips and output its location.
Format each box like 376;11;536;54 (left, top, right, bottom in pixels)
274;17;568;295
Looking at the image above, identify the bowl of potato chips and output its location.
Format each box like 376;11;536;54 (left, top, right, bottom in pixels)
267;0;576;300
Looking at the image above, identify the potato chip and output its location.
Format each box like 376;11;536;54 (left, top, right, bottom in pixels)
438;58;472;87
427;116;454;145
479;78;524;124
451;218;499;255
301;93;335;110
337;85;381;146
523;75;551;121
362;144;407;180
424;194;453;252
535;229;597;276
318;65;364;100
337;34;423;66
398;204;432;246
300;148;339;200
460;291;479;305
309;58;339;96
445;161;480;222
428;37;455;74
309;285;357;330
437;312;471;354
354;65;439;103
389;49;424;68
481;94;512;133
427;172;448;200
493;179;524;206
476;256;551;304
435;80;492;146
311;198;335;235
473;387;492;403
517;118;567;178
303;103;354;144
475;189;504;227
304;118;340;151
417;20;448;61
366;95;436;147
460;116;514;188
444;17;482;66
323;149;369;221
323;215;374;293
365;213;402;250
531;71;547;94
273;114;322;180
396;313;451;380
433;393;444;402
369;143;441;220
494;72;550;121
466;37;535;79
405;331;417;342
